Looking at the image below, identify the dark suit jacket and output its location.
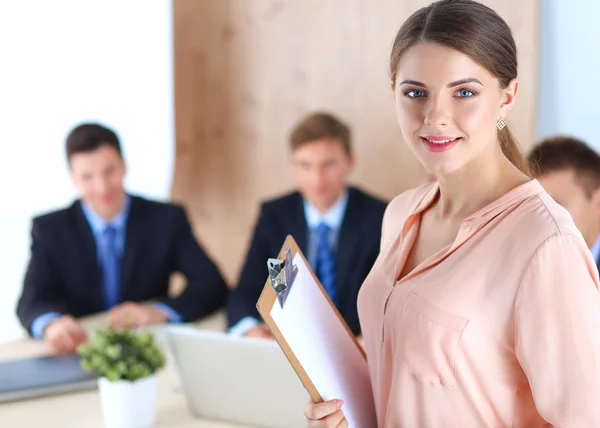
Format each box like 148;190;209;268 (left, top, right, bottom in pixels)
17;196;228;333
227;187;387;335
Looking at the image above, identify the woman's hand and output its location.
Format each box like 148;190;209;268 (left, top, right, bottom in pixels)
304;399;347;427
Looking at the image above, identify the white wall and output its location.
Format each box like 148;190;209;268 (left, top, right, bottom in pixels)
0;0;174;343
537;0;600;151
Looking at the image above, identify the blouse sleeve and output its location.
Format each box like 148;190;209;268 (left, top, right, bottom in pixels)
514;232;600;426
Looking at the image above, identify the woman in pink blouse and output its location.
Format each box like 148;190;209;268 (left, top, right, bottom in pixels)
305;0;600;427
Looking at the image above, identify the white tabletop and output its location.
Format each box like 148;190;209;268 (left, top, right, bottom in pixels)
0;311;257;428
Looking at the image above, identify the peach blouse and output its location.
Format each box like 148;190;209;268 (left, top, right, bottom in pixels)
357;180;600;427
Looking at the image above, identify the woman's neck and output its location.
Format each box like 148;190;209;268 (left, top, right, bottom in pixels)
434;146;530;222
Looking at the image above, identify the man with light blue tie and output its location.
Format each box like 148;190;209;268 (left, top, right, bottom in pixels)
227;112;387;339
17;123;228;352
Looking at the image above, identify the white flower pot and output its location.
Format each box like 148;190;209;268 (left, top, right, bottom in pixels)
98;375;157;428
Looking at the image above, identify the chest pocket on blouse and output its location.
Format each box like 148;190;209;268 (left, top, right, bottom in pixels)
398;292;469;386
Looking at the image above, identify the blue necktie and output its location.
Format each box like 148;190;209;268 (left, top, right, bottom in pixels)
316;223;337;306
101;225;121;309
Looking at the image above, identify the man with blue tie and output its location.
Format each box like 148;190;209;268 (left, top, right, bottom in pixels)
227;112;387;338
16;123;228;352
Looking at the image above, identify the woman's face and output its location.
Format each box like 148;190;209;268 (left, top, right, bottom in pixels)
393;42;518;175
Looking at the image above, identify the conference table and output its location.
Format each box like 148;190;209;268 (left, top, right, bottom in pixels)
0;311;258;428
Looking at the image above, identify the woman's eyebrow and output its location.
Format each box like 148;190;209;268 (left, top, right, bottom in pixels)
398;77;484;87
447;78;484;87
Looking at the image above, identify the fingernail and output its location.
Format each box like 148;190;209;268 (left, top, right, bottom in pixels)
337;399;344;408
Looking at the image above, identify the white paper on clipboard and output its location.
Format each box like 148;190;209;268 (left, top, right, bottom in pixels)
270;253;377;428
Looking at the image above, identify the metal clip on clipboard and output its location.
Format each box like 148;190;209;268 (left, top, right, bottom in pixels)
267;247;298;308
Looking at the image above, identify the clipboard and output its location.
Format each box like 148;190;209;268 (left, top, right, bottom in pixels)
256;235;377;428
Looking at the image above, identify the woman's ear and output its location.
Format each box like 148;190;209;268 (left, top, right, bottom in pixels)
499;78;519;119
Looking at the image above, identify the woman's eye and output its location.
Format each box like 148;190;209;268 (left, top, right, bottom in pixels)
456;89;474;98
405;89;425;98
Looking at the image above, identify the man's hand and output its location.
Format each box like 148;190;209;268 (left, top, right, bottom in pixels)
108;302;169;328
43;315;88;353
245;323;274;340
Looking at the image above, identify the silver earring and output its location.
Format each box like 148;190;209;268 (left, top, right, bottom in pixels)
496;118;506;131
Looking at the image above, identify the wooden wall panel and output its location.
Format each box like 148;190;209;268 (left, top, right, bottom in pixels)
171;0;540;284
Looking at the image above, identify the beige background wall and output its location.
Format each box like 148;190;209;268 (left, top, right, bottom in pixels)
171;0;540;285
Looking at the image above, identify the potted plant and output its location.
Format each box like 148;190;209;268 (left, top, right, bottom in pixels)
77;326;166;428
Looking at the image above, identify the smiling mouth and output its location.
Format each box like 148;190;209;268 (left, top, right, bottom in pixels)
419;136;462;153
421;137;460;144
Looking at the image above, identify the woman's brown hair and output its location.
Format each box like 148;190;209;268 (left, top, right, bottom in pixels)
389;0;530;176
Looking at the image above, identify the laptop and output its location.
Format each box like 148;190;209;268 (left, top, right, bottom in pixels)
0;354;96;403
167;326;309;428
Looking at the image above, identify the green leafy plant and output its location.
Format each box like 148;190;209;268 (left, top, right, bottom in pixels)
77;326;166;382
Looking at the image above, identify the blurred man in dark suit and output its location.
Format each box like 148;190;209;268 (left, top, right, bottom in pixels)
528;136;600;267
17;123;228;352
227;112;387;338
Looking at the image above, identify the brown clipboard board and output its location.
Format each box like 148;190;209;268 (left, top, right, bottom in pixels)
256;234;367;403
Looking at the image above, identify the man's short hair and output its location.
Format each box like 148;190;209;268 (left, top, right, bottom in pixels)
66;123;122;162
289;112;352;154
528;135;600;197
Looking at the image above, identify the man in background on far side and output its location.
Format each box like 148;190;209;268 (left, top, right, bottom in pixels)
528;135;600;267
